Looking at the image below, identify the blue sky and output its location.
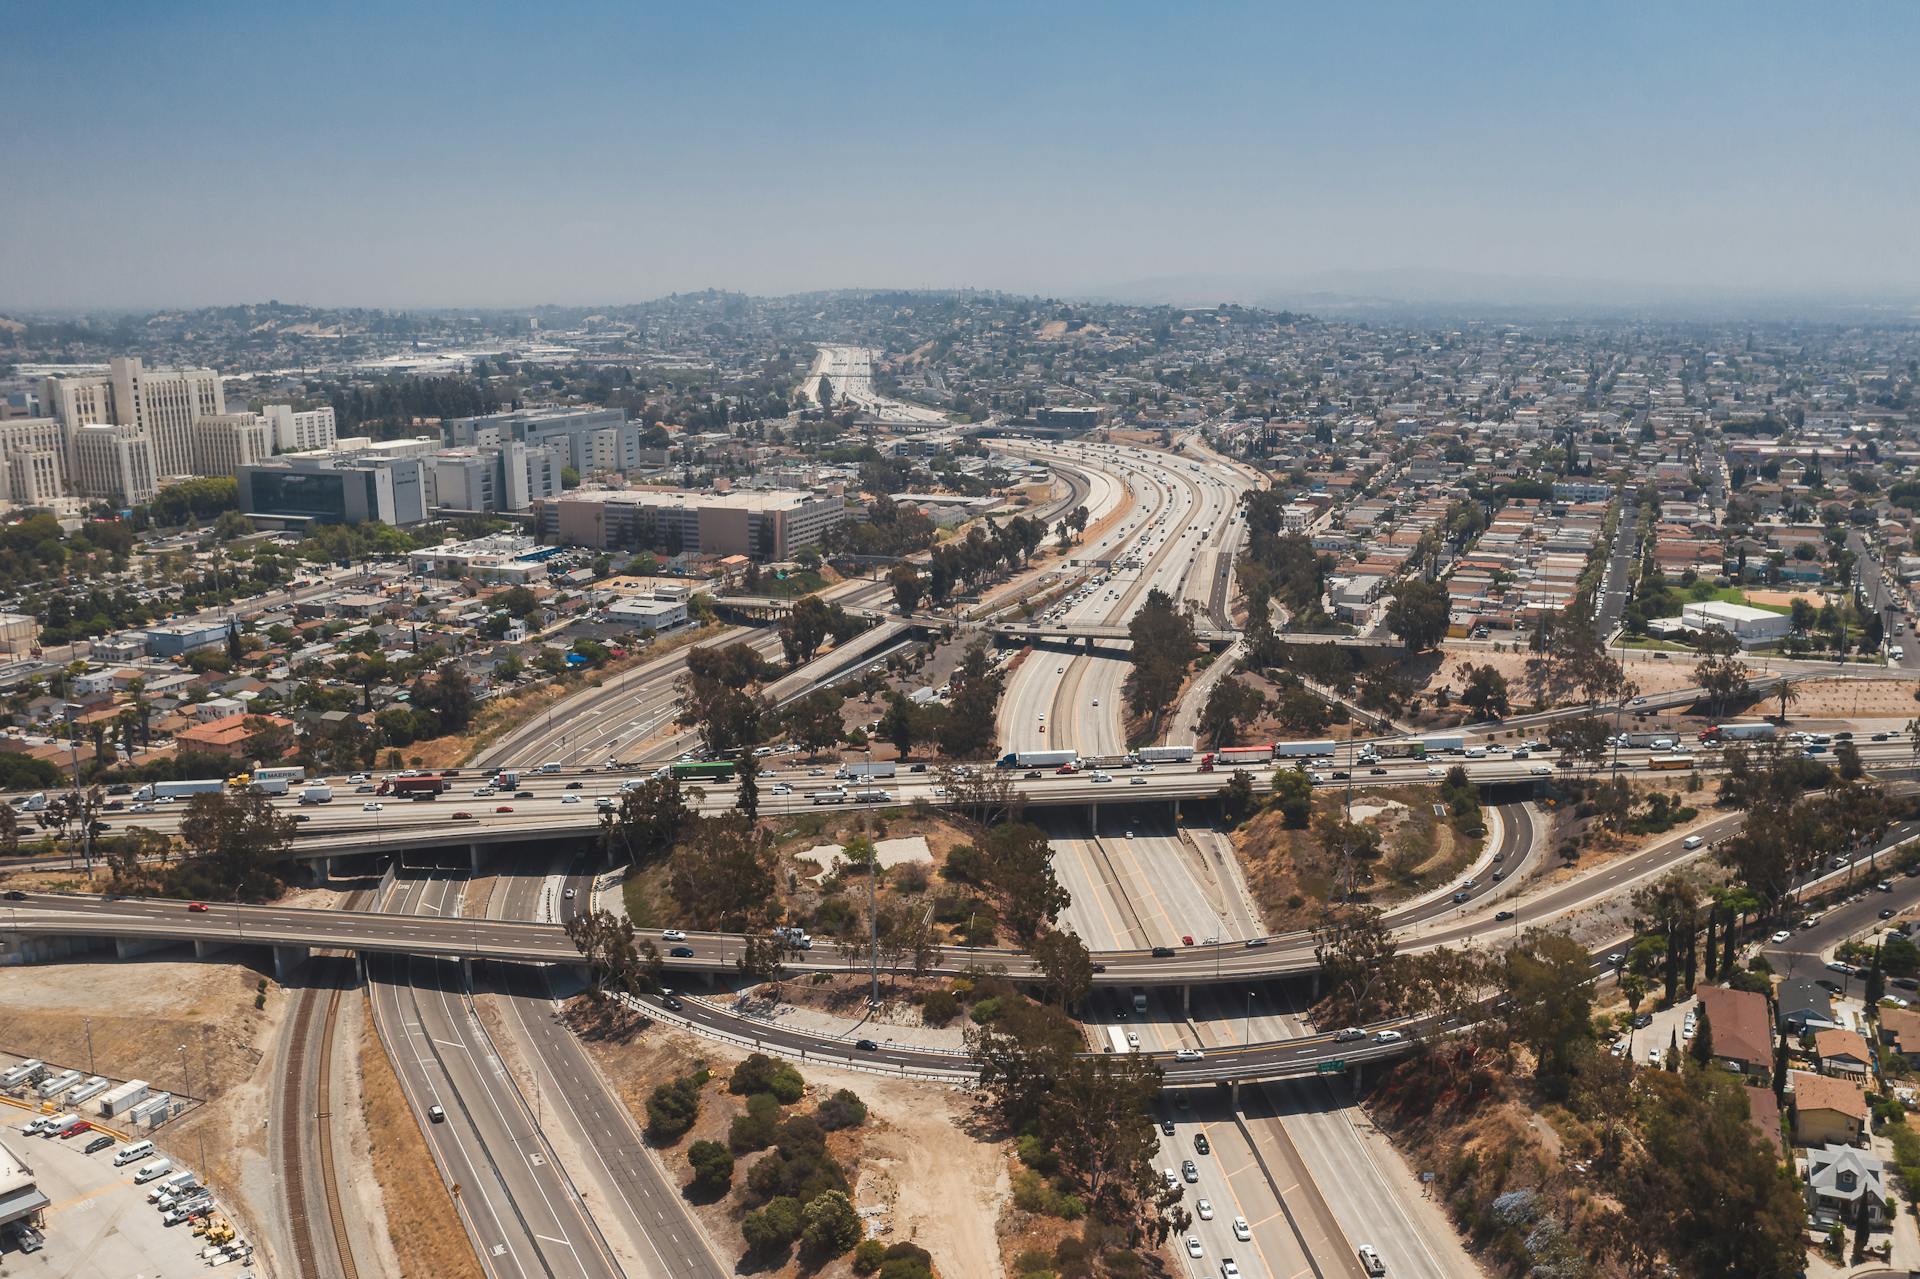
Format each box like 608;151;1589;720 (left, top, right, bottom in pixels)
3;1;1917;308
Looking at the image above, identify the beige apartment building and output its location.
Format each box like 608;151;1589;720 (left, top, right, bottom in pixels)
191;412;272;476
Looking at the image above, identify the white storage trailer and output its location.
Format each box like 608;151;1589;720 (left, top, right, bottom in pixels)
98;1079;150;1117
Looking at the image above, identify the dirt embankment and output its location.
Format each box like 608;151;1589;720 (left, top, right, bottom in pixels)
358;991;485;1279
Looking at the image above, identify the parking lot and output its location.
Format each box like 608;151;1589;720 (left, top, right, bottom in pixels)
0;1129;243;1277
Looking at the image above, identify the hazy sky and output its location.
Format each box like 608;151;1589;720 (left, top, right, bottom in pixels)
5;0;1918;309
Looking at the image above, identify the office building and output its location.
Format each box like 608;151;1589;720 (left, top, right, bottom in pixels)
72;423;160;505
191;412;272;477
43;356;225;479
444;407;657;476
1679;600;1793;647
237;453;428;527
0;418;70;505
534;488;847;560
428;441;561;514
261;403;337;453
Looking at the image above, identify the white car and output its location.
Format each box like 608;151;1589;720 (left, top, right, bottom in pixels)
361;801;383;812
1091;698;1100;707
561;794;581;804
1091;772;1113;783
1373;1029;1405;1043
1426;765;1440;777
1220;1262;1242;1279
1186;1236;1204;1259
1232;1217;1251;1241
662;929;688;943
1647;1047;1663;1067
771;782;793;795
1174;1048;1205;1062
1770;929;1792;943
1195;1198;1214;1220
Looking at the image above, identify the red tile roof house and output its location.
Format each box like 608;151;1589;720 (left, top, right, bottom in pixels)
1697;986;1776;1085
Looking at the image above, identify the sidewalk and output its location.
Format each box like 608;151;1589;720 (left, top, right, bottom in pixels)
711;991;969;1053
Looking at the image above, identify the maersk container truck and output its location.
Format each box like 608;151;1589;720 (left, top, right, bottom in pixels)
1132;745;1195;764
1700;722;1776;744
997;749;1080;770
133;779;227;803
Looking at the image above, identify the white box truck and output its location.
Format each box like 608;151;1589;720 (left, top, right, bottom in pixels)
298;784;333;805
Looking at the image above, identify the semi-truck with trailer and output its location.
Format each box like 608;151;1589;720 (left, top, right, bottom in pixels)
132;779;227;803
230;766;305;790
1106;1026;1135;1054
851;788;894;804
377;773;450;797
1699;722;1777;744
492;770;521;791
1376;740;1430;759
1131;745;1195;764
1207;745;1274;767
1416;735;1466;755
836;761;897;781
812;787;850;805
996;749;1080;770
1274;740;1336;759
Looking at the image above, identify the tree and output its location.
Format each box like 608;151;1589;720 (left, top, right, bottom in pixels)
646;1073;703;1141
979;822;1069;942
736;752;761;822
1693;628;1750;720
1458;663;1511;719
1033;929;1094;1011
1689;1002;1714;1068
800;1190;861;1262
1314;906;1400;1026
1836;739;1865;781
1218;768;1257;825
1269;767;1313;829
742;1195;804;1256
687;1139;734;1197
668;814;778;931
880;693;917;759
1499;929;1595;1096
1197;676;1263;747
599;775;694;867
1559;712;1613;773
1124;589;1198;725
0;802;17;853
784;688;844;757
1384;578;1449;652
887;562;925;614
177;789;297;900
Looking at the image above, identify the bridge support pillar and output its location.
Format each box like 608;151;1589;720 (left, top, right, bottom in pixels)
1089;801;1098;830
272;945;310;980
191;938;231;961
313;856;332;884
1229;1079;1240;1109
114;935;170;961
1182;984;1191;1016
1310;970;1321;1002
469;842;485;871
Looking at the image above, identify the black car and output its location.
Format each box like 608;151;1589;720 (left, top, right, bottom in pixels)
1151;946;1175;958
1818;979;1844;994
290;814;310;822
668;945;695;958
565;780;583;789
1632;1012;1653;1029
1882;909;1898;920
1091;962;1107;973
84;1134;114;1154
515;790;535;799
1332;770;1351;780
1024;770;1043;779
1494;910;1516;922
1193;1132;1210;1155
2;890;26;901
909;763;928;773
1161;1118;1176;1136
662;993;683;1011
854;1039;878;1052
1895;977;1920;992
1370;766;1389;775
107;783;132;796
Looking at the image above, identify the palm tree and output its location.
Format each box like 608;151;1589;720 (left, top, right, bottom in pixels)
1776;677;1800;724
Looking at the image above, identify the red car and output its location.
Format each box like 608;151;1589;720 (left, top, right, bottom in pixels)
494;805;513;813
1181;934;1194;946
187;902;209;912
452;811;475;821
57;1119;91;1138
1055;764;1075;775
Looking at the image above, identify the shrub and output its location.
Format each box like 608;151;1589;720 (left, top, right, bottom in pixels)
645;1074;702;1142
879;1241;936;1279
741;1195;803;1255
893;861;930;893
1015;1132;1058;1174
686;1139;734;1196
969;996;1004;1024
920;989;960;1025
815;1088;868;1131
853;1239;888;1275
730;1052;806;1104
799;1189;861;1261
729;1092;782;1152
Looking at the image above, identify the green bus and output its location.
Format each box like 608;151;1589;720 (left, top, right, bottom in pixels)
670;760;738;783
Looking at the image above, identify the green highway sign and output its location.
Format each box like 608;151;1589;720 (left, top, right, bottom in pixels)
1316;1060;1347;1075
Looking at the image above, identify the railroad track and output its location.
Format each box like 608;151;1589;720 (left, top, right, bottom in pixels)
279;891;367;1279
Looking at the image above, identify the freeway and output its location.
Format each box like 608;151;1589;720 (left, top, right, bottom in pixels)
366;869;622;1279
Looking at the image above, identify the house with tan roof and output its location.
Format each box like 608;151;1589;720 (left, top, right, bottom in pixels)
1877;1006;1920;1064
1696;985;1775;1084
1790;1070;1868;1147
1813;1027;1874;1080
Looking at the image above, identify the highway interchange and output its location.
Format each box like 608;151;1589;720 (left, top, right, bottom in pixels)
9;409;1918;1279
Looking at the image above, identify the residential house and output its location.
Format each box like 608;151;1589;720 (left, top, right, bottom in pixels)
1778;979;1838;1037
1877;1007;1920;1064
1790;1070;1869;1146
1744;1085;1786;1160
1805;1144;1889;1227
1813;1028;1875;1080
175;713;296;760
1696;985;1775;1084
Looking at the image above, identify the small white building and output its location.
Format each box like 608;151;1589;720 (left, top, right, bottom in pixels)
1679;600;1792;647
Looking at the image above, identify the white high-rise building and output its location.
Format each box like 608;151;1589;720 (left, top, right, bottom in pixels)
43;355;225;480
191;412;272;476
0;418;71;505
72;423;159;505
261;403;337;453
